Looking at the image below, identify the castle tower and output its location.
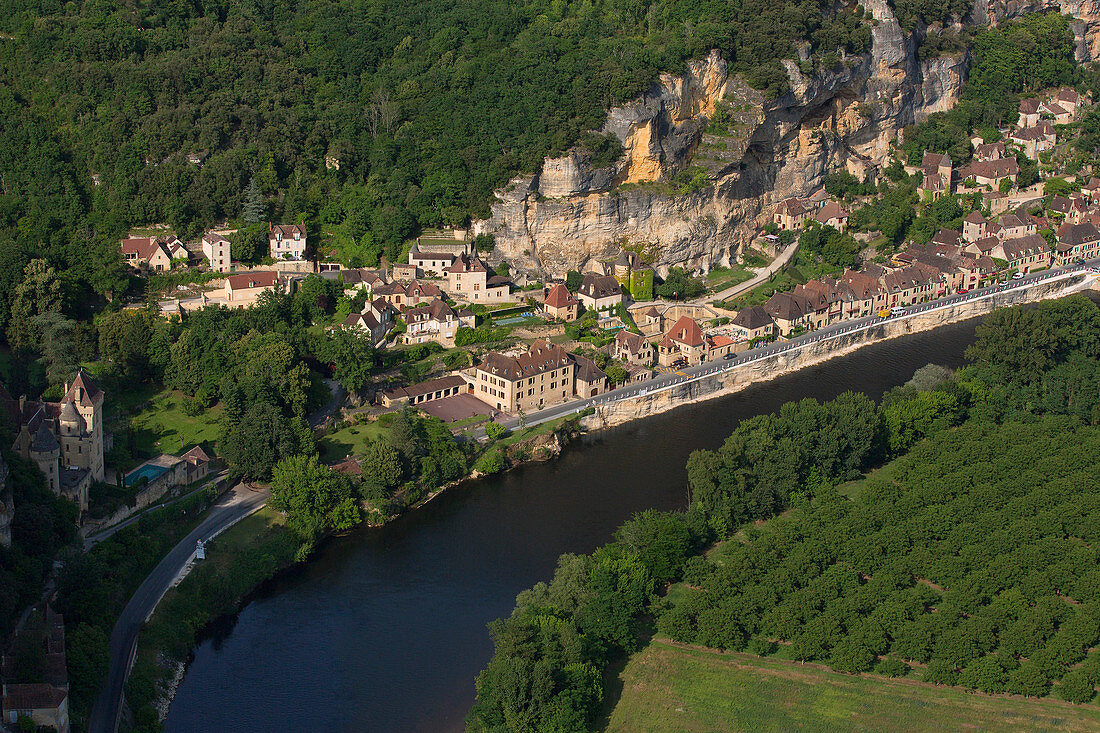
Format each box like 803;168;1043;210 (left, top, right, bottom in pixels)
29;423;61;493
60;370;104;482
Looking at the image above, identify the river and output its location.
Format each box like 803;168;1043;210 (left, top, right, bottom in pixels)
166;317;984;733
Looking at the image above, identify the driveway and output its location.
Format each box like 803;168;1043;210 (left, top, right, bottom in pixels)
87;482;270;733
698;237;801;304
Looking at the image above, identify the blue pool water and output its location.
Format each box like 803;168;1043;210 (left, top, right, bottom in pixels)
492;313;535;326
125;463;169;487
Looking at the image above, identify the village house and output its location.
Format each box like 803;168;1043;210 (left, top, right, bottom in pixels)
542;283;580;321
995;213;1035;240
730;305;775;341
373;280;444;309
381;374;468;408
992;234;1051;274
1018;98;1041;127
813;201;849;231
1038;100;1073;125
402;299;476;346
961;158;1019;189
918;151;953;199
224;271;279;307
338;298;396;346
1055;221;1100;266
571;355;609;398
120;236;173;272
656;316;738;366
962;211;989;242
269;223;307;260
963;235;1000;258
407;239;470;275
802;188;830;209
974;142;1005;161
2;605;70;733
391;263;418;280
331;267;386;296
3;371;104;513
882;265;934;307
840;269;887;317
577;274;623;312
1048;195;1088;224
1009;126;1053;160
774;197;809;231
764;291;810;336
613;330;655;366
446;254;510;303
201;231;232;273
473;340;575;413
1084;177;1100;203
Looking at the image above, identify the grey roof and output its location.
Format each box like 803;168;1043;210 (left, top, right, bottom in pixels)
31;424;59;453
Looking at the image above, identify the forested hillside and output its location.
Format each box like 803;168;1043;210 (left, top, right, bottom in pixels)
0;0;873;331
467;295;1100;731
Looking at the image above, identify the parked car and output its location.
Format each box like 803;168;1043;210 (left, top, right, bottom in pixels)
1012;271;1024;280
890;306;906;316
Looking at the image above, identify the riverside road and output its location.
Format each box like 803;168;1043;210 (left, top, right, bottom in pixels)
88;483;271;733
500;261;1099;432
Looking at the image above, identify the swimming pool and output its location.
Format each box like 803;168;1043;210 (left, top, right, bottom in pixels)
493;313;536;326
125;463;169;487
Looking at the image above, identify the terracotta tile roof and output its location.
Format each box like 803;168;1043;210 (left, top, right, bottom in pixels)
2;683;67;712
615;330;650;354
1056;221;1100;246
764;291;808;321
1000;234;1049;260
1019;98;1041;114
479;339;572;381
63;370;102;406
775;197;806;216
660;316;704;348
446;253;489;274
570;354;607;384
226;271;278;290
544;283;578;309
814;201;848;225
269;223;307;239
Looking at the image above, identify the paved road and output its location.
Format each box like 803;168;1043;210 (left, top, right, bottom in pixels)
696;237;801;304
88;483;271;733
497;261;1098;433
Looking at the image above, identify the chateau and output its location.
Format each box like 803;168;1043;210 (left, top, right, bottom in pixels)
1;370;105;513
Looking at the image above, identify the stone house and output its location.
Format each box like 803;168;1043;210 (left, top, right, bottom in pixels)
974;142;1005;161
373;280;444;309
773;197;809;231
120;237;173;272
1018;98;1041;127
994;213;1035;240
730;305;775;341
992;234;1051;274
269;223;307;260
613;330;654;366
577;274;623;312
201;231;232;273
813;201;848;231
962;211;989;242
1056;87;1082;110
402;298;475;346
1037;100;1073;124
473;339;575;414
839;270;888;317
1009;126;1053;160
882;265;933;306
408;247;458;277
1054;221;1100;265
764;291;810;336
542;283;580;321
224;271;279;307
446;254;510;304
961;158;1019;189
570;355;609;398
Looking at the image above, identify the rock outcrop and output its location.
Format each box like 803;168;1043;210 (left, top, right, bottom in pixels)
474;2;1098;277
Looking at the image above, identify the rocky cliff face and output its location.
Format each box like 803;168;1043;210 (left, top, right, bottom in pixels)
474;2;1097;277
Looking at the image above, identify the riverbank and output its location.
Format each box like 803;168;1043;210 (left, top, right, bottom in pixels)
581;272;1096;432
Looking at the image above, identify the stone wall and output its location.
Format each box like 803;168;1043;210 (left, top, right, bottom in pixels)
581;275;1094;431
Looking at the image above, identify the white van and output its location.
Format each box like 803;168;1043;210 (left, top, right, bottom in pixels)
890;306;906;317
1012;271;1024;280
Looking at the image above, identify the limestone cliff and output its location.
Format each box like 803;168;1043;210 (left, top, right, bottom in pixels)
473;1;1097;277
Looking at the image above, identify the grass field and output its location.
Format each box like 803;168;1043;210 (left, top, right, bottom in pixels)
706;266;755;292
605;640;1100;733
127;390;224;457
317;420;391;462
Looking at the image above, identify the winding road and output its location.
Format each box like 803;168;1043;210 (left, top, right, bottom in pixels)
88;483;270;733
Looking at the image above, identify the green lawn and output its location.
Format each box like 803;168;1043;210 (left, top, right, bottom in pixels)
126;390;224;457
706;266;755;292
605;640;1100;733
317;420;391;462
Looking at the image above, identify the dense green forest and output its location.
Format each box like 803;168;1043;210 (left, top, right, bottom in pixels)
467;295;1100;732
0;0;872;337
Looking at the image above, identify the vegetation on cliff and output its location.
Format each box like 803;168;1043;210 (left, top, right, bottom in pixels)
0;0;874;329
467;295;1100;731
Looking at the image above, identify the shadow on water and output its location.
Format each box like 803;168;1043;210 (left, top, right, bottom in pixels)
167;314;996;733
